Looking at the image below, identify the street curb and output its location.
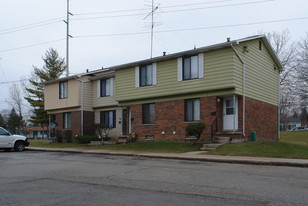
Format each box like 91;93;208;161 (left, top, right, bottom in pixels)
27;147;308;168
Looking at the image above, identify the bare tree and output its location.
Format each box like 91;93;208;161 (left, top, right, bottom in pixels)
6;83;24;117
297;32;308;108
266;29;298;85
266;29;300;123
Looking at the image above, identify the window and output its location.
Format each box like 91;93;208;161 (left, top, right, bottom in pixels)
142;103;155;124
63;112;71;129
100;79;110;97
135;63;157;88
100;110;116;128
183;55;199;80
59;81;68;99
177;53;204;81
185;99;200;122
140;64;153;86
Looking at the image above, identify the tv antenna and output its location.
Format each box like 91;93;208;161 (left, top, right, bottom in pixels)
144;0;160;58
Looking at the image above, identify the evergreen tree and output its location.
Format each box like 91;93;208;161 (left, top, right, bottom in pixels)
0;113;7;128
25;48;66;125
7;108;22;134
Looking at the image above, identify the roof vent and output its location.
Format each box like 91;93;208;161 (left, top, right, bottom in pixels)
163;52;166;56
227;38;230;42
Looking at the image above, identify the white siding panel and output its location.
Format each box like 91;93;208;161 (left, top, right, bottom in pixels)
97;80;101;98
135;66;140;88
198;53;204;78
177;57;183;81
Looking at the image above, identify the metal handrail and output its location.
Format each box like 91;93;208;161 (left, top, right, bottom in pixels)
211;118;218;143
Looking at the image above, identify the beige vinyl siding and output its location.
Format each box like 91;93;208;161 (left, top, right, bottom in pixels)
45;79;80;110
115;48;236;104
233;39;279;106
92;79;118;108
82;80;93;111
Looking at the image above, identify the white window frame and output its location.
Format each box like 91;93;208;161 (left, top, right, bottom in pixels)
177;53;204;81
135;63;157;88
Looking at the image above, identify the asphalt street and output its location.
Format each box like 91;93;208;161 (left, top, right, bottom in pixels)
0;151;308;206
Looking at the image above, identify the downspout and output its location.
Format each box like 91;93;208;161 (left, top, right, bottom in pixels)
231;43;245;137
278;70;280;140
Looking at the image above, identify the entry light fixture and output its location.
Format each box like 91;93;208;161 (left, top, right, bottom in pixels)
243;44;249;53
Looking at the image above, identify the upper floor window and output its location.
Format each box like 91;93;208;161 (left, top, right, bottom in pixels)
184;99;200;122
183;55;199;80
177;53;204;81
135;63;157;88
97;78;113;98
100;79;110;97
100;110;116;128
140;64;153;86
63;112;71;129
142;103;155;124
59;81;68;99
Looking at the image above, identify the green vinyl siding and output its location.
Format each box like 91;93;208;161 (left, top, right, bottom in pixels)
232;39;279;106
115;48;236;104
115;39;279;106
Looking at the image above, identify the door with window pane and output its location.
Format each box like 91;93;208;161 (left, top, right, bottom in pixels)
223;97;238;130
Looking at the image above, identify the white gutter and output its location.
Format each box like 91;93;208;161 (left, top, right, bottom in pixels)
74;76;90;136
231;43;246;137
278;71;280;140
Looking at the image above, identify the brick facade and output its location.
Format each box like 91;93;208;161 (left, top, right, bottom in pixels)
130;97;217;141
244;97;278;141
54;111;94;142
130;96;278;142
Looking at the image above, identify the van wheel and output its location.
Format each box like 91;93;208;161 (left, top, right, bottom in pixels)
14;141;25;152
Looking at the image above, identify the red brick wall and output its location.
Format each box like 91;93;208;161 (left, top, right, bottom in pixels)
130;96;278;142
130;97;217;141
244;97;278;141
55;111;94;142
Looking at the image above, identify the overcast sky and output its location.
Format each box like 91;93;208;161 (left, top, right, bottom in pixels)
0;0;308;112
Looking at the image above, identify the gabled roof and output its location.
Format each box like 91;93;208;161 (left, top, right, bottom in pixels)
108;35;283;71
44;35;283;85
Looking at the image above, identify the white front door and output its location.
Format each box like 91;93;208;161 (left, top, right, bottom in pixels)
223;96;238;131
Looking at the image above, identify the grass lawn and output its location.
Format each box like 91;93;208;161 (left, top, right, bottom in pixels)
279;131;308;146
87;141;203;153
28;139;203;153
28;139;85;148
206;131;308;159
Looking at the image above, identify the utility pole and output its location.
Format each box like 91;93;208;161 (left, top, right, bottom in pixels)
144;0;160;58
64;0;73;77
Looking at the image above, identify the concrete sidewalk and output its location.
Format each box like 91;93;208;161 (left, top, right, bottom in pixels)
27;147;308;168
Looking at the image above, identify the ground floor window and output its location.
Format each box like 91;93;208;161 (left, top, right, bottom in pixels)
185;99;200;122
100;110;116;128
63;112;71;129
142;103;155;124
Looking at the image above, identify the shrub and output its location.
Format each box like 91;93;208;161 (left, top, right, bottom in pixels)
186;122;206;143
76;135;99;144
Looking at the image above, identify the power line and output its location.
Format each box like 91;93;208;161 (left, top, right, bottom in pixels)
0;79;30;85
0;17;64;32
71;0;274;21
0;20;63;35
0;38;66;53
73;0;234;16
73;16;308;39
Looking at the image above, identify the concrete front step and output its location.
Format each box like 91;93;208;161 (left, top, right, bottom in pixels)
200;143;224;151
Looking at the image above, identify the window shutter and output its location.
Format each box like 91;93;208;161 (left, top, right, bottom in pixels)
97;80;101;97
177;57;183;81
135;66;140;88
110;78;114;96
152;63;157;85
198;53;204;78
